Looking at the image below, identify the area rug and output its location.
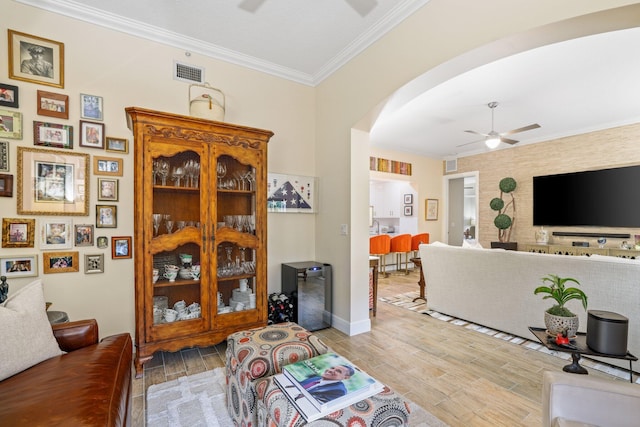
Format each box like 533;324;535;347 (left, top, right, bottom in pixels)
146;367;448;426
381;291;636;382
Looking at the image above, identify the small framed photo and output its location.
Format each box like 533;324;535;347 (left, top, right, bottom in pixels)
0;173;13;197
0;254;38;278
0;141;8;171
112;236;132;259
94;156;123;176
0;83;19;108
8;29;64;89
33;121;73;149
79;120;104;149
404;194;413;204
43;251;79;274
404;205;413;216
84;253;104;274
96;204;117;228
96;236;108;249
105;137;128;153
97;178;118;201
426;198;439;221
79;94;103;120
2;218;35;248
37;90;68;119
0;108;22;139
74;224;94;246
40;219;73;249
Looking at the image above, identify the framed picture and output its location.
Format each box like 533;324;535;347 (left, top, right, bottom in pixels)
74;224;94;246
0;254;38;278
40;219;72;250
84;253;104;274
2;218;35;248
404;194;413;204
33;121;73;149
79;120;104;149
96;235;108;249
426;198;439;221
94;156;123;176
267;173;319;213
17;147;89;216
404;205;413;216
43;251;79;274
37;90;68;119
97;177;118;201
0;173;13;197
0;83;19;108
79;94;103;120
8;30;64;88
0;141;8;171
112;236;132;259
105;137;128;153
0;108;22;139
96;204;117;228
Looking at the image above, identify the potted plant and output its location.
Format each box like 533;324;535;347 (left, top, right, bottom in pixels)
490;177;517;250
534;274;588;337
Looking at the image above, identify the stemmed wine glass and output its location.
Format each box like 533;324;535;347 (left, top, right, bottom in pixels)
152;214;162;236
171;166;185;187
158;160;170;186
216;161;227;188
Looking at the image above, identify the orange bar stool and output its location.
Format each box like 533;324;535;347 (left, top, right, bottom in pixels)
369;234;391;277
390;234;412;274
411;233;430;258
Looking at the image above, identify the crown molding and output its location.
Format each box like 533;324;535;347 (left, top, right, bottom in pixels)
17;0;431;87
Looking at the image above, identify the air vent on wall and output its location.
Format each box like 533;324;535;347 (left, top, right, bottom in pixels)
173;61;205;84
445;159;457;173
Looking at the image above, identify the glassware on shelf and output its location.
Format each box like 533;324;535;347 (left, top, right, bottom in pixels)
158;159;170;186
176;221;186;231
165;220;174;234
171;166;185;187
216;161;227;188
152;214;162;236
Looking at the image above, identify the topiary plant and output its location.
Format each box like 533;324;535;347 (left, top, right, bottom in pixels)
490;177;516;243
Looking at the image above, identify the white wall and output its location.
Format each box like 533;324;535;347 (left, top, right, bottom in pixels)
1;2;316;339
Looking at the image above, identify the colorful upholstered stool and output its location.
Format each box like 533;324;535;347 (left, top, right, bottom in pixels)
226;322;330;426
255;375;411;426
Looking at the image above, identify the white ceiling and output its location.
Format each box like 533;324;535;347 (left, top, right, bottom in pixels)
19;0;640;159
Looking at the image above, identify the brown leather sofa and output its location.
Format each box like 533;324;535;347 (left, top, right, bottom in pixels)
0;319;133;426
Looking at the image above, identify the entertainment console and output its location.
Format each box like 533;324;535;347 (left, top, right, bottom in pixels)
523;244;640;259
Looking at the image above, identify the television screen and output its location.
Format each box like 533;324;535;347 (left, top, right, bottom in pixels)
533;165;640;227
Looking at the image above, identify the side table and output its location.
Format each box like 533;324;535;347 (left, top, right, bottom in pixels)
410;257;426;302
47;310;69;324
529;326;637;383
369;256;379;316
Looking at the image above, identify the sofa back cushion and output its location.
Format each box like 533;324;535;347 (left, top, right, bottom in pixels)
0;279;63;380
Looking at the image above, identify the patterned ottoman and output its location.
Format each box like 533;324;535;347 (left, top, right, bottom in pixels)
226;322;330;426
255;375;411;426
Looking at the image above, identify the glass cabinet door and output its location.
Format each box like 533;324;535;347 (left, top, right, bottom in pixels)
145;140;210;341
213;149;263;327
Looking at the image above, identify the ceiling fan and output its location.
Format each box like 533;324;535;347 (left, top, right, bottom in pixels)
239;0;378;17
458;101;541;149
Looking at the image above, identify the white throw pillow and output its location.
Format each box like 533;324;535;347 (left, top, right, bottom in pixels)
0;279;63;381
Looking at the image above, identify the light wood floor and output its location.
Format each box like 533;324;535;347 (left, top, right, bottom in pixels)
131;269;631;426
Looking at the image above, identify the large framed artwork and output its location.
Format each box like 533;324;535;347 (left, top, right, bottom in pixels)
267;173;318;213
17;147;89;215
8;30;64;88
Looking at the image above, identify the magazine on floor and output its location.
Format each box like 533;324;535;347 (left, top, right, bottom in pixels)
275;352;384;421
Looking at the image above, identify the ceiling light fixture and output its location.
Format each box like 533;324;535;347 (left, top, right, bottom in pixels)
485;135;501;149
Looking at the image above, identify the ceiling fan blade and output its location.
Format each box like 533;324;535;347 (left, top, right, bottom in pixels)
238;0;266;13
500;123;540;136
456;139;484;148
501;137;519;145
464;130;490;137
345;0;378;17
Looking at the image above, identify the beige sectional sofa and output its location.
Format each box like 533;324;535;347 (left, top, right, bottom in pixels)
419;242;640;370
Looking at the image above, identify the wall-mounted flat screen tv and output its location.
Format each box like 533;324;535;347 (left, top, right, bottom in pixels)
533;165;640;227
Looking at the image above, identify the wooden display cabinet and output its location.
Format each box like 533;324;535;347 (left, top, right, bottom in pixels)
126;107;273;377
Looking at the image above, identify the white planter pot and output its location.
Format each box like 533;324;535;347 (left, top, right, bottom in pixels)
544;311;579;337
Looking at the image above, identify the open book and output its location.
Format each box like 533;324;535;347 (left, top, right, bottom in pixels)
274;352;384;421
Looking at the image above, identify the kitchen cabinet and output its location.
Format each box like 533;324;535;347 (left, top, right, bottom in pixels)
370;181;405;218
126;107;273;377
